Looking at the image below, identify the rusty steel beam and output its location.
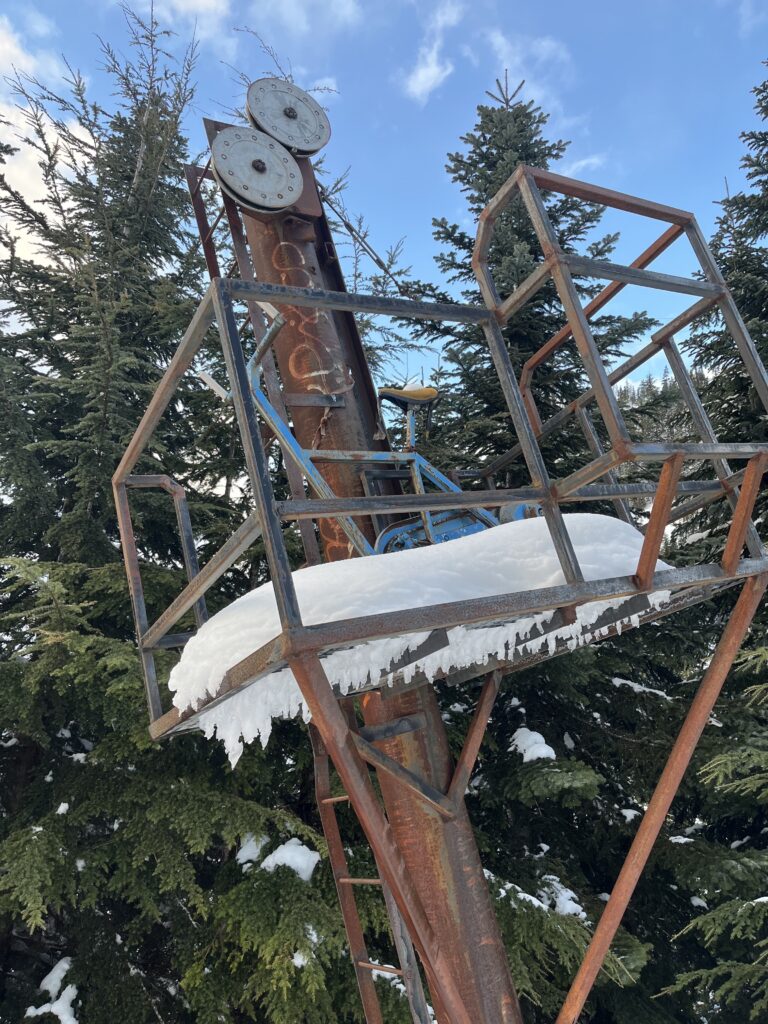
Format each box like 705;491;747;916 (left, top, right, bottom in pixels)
289;654;476;1024
555;573;768;1024
359;683;524;1024
525;164;694;225
309;725;385;1024
634;454;684;591
446;671;501;805
721;453;768;574
187;155;322;567
519;224;685;432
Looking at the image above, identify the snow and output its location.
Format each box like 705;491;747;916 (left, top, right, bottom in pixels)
620;808;641;823
670;835;694;844
563;731;575;751
690;896;709;909
259;838;320;882
510;727;556;763
540;875;587;919
26;958;78;1024
56;802;69;815
235;833;268;870
611;676;671;701
40;959;72;999
292;951;308;968
169;514;672;765
500;875;586;919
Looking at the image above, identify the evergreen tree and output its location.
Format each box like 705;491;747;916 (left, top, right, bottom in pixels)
1;12;403;1023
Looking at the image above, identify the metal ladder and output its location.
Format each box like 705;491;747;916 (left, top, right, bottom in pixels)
309;698;431;1024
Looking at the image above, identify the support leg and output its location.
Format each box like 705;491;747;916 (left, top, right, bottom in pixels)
288;653;474;1024
555;573;768;1024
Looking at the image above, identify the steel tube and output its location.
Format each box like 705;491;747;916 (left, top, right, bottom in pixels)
526;165;693;225
141;512;262;650
576;408;633;524
631;442;768;460
112;483;162;721
634;454;683;590
519;225;685;409
665;338;763;558
225;277;490;324
446;672;501;805
113;287;215;484
151;579;741;743
275;487;546;520
721;454;768;574
212;281;303;629
309;725;385;1024
291;558;768;653
684;218;768;413
555;573;768;1024
496;258;555;324
481;317;584;584
565;254;721;298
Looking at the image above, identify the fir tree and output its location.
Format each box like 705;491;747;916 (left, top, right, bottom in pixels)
1;11;403;1023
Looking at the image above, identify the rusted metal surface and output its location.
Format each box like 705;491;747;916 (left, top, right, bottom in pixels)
289;654;475;1024
309;723;385;1024
721;453;768;573
519;224;685;432
360;683;524;1024
186;156;322;566
447;671;501;805
634;453;684;590
555;573;768;1024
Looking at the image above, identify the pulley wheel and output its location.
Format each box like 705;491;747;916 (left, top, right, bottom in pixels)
246;77;331;155
211;126;303;212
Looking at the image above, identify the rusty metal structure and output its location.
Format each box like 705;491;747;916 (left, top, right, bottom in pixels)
113;80;768;1023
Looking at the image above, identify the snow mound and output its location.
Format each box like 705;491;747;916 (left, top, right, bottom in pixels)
169;514;672;765
259;838;320;882
510;727;556;763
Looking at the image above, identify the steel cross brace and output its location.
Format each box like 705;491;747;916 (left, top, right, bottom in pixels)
555;573;768;1023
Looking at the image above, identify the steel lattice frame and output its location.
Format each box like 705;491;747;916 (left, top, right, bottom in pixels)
114;166;768;1023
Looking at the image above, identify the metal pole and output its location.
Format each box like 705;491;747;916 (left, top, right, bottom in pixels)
555;573;768;1024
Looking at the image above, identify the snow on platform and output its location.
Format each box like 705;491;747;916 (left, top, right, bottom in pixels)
169;514;671;765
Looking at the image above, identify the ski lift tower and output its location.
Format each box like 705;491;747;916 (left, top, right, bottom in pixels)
113;79;768;1024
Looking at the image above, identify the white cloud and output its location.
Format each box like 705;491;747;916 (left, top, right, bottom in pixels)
559;153;606;178
147;0;238;58
23;10;55;38
403;1;464;105
0;15;67;262
484;28;572;117
244;0;361;38
0;14;43;78
311;75;337;93
716;0;767;36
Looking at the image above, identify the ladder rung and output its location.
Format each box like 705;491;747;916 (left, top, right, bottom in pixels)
338;876;383;886
356;961;403;976
321;794;350;805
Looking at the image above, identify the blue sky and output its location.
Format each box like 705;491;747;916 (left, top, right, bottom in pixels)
2;0;767;380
